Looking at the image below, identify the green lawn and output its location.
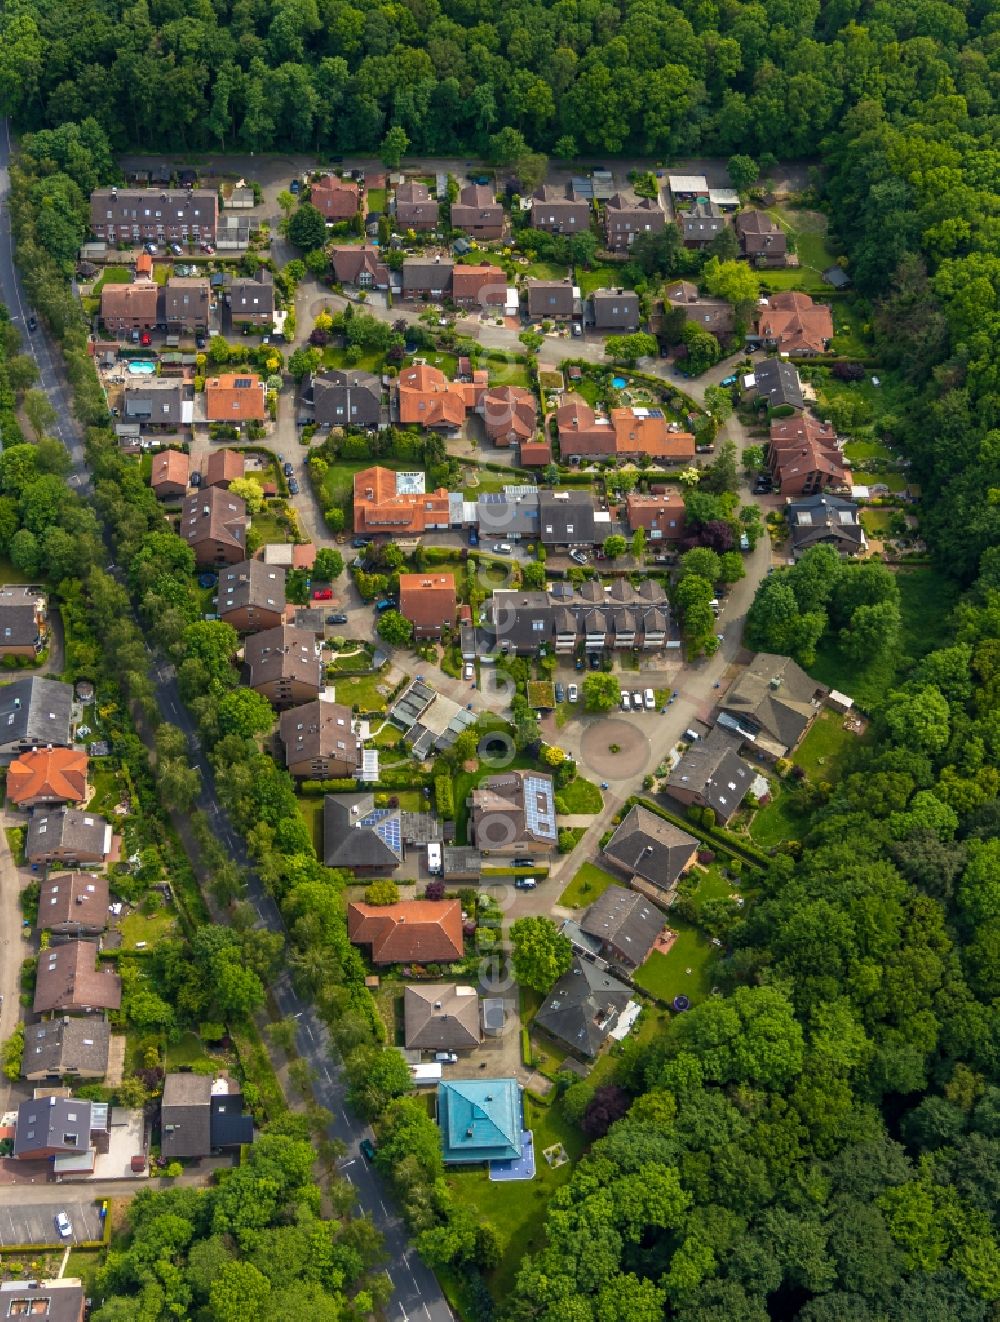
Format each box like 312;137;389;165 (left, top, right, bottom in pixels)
375;789;427;811
366;187;386;214
249;503;295;545
793;709;865;781
297;795;324;857
860;508;898;536
322;345;385;374
558;860;620;909
828;300;871;358
857;470;907;492
331;672;393;713
164;1030;218;1071
757;266;830;295
521;260;572;281
750;784;811;847
577;264;627;297
764;207;838;277
634;921;718;1004
66;1249;103;1291
118;908;177;951
484;361;531;388
92;265;134;293
87;765;126;816
444;1092;585;1299
844;438;894;464
554;775;603;815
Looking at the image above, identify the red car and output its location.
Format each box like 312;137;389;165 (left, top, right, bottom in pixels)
312;588;333;601
140;332;152;347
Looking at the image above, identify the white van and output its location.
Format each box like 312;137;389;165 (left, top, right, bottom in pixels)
426;842;442;875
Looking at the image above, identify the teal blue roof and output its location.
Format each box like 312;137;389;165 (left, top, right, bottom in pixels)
439;1078;522;1164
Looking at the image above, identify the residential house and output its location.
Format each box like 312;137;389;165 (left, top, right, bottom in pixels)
125;379;193;432
180;488;248;566
476;489;541;543
38;872;109;937
33;941;122;1015
488;581;673;656
535;956;633;1058
217;559;286;632
347;898;464;963
451;264;506;308
681;211;728;248
163;276;210;333
100;279;158;332
202;448;245;488
602;806;698;895
404;984;482;1052
204;373;266;424
329;245;390;289
526;278;576;320
90;187;218;243
749;358;805;412
0;584;46;659
26;808;114;866
310;175;360;221
556;396;695;463
578;883;665;971
0;1278;85;1322
22;1018;111;1083
603;192;665;251
304;369;382;429
625;489;685;542
229;268;274;326
13;1094;110;1167
787;493;866;558
489;589;553;654
717;652;829;758
324;793;405;874
661;281;735;338
480;385;537;448
7;748;88;809
737;210;788;267
754;291;833;356
394;181;439;231
399;573;457;639
666;728;754;824
280;700;359;778
451;184;504;238
216;214;251;250
538;489;598;549
469;769;558;856
667;174;708;200
397;363;484;430
517;437;553;466
160;1073;254;1159
591;288;640;333
401;257;454;300
243;624;322;709
438;1078;522;1164
353;467;451;536
150;449;190;499
530;183;590;233
133;251;152;278
0;676;73;762
769;414;846;495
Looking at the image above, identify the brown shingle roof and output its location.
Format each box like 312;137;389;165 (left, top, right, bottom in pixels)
38;872;109;932
151;449;190;491
348;899;464;964
244;624;321;693
399;573;457;633
279;699;358;773
181;488;247;554
101;279;158;323
404;984;482;1050
203;449;245;487
33;940;122;1014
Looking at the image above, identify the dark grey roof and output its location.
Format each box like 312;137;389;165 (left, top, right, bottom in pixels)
788;494;865;555
26;808;112;863
402;258;453;290
720;652;827;752
22;1017;111;1079
229;267;274;313
308;369;382;427
218;559;286;618
210;1092;254;1148
14;1094;94;1157
580;881;666;965
602;805;698;889
489;590;553;652
752;358;804;411
538;490;597;545
161;1073;212;1157
0;586;43;648
0;676;73;748
535;955;632;1058
0;1278;85;1322
123;378;187;425
667;727;753;823
682;214;727;241
323;793;403;869
476;491;539;539
404;984;482;1050
822;265;851;288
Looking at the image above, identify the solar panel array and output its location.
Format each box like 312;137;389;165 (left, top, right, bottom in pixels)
523;775;556;840
359;807;402;855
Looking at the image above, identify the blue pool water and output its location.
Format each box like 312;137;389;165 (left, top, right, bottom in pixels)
611;376;627;389
127;361;156;375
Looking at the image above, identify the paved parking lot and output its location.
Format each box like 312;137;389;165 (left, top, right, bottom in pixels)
0;1197;105;1247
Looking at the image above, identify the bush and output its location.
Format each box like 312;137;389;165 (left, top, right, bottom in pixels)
435;774;455;819
364;880;400;905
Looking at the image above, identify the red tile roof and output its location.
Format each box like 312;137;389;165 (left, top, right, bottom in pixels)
8;749;88;806
482;386;537;444
399;573;457;632
151;449;190;492
756;291;833;355
205;374;266;422
353;466;451;535
397;364;483;428
311;175;360;220
348;899;464;964
204;449;246;487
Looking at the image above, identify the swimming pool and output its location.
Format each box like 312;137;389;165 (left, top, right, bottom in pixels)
611;376;627;389
127;361;156;375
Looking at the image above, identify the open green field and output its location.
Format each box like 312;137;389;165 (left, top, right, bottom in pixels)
577;264;627;297
119;908;177;950
558;860;621;908
634;921;718;1003
793;709;866;781
331;672;392;713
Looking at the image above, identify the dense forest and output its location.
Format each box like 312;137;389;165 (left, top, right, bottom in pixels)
8;0;1000;1319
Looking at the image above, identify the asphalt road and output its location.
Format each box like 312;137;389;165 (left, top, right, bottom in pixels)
0;120;452;1322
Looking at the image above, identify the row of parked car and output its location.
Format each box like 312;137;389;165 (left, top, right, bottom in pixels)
622;688;657;712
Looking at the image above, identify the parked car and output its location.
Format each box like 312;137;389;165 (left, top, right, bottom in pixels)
468;527;479;546
588;652;600;669
644;688;655;710
554;682;565;703
568;549;588;565
313;588;333;601
283;462;294;476
620;691;631;711
464;662;475;680
359;1137;376;1162
575;657;584;670
169;242;183;256
190;471;202;488
327;613;348;625
288;478;300;494
513;856;535;867
352;536;372;549
195;332;207;349
289;179;302;194
375;598;396;612
55;1212;72;1239
632;690;643;709
740;533;751;551
492;543;513;555
568;683;578;703
571;324;582;337
435;1051;459;1064
514;877;537;890
720;374;737;387
144;242;157;254
140;331;152;347
200;242;215;254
